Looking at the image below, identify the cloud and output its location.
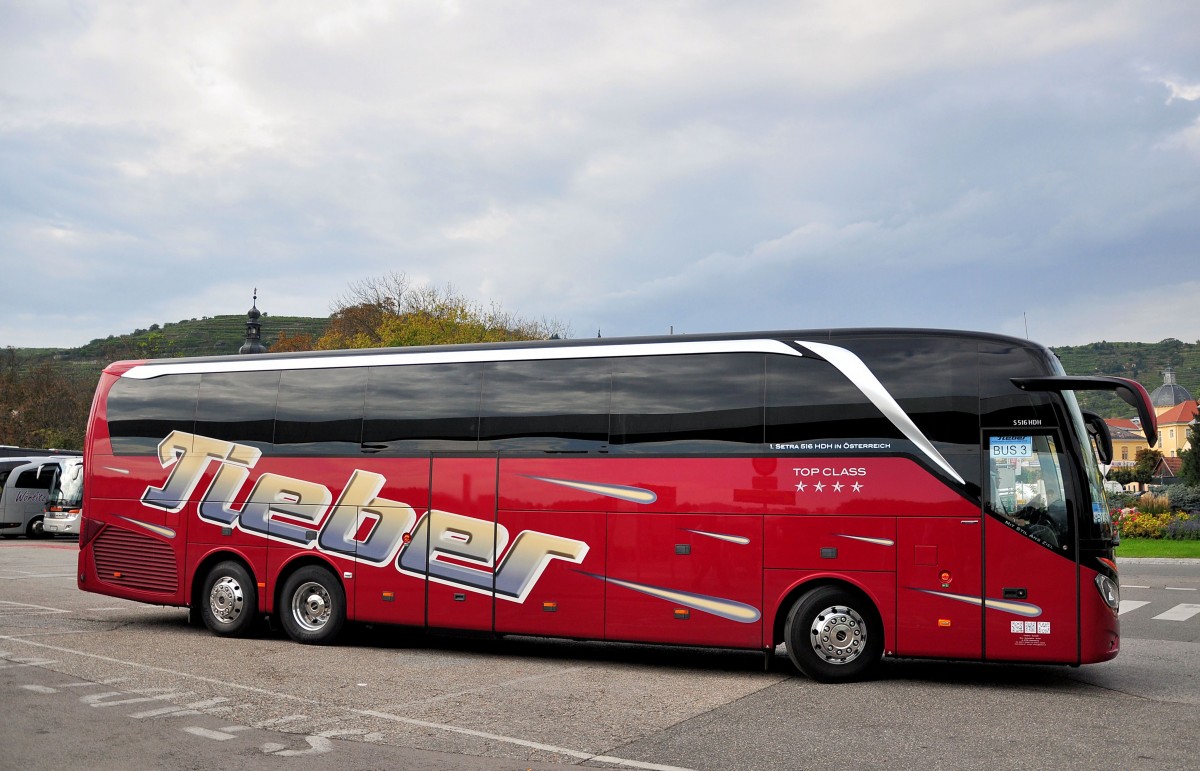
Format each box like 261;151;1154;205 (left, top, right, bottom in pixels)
1;1;1199;350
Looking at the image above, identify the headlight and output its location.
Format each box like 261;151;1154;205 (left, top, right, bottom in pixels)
1095;574;1120;612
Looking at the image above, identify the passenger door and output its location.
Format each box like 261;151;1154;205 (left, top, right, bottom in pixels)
411;456;498;631
982;432;1078;662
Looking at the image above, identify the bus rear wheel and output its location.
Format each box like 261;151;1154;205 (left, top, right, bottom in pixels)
200;561;258;637
280;566;345;645
784;586;882;683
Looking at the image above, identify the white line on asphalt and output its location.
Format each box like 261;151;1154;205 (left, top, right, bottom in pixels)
0;634;696;771
1120;585;1150;589
1118;600;1150;615
255;715;309;727
386;665;585;710
183;726;238;741
1152;604;1200;622
1165;587;1197;591
0;600;70;613
20;684;58;693
355;708;696;771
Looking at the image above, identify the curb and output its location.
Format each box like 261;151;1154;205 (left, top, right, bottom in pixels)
1115;557;1200;564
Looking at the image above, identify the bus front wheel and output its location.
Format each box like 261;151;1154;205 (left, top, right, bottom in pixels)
280;566;345;645
784;586;882;683
200;561;258;637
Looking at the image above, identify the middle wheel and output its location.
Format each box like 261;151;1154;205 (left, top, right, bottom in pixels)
280;565;346;644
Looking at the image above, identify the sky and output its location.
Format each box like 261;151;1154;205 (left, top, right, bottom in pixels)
2;1;1199;350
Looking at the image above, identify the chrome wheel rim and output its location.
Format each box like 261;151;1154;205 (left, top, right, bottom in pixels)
290;581;332;632
209;576;245;625
809;605;867;664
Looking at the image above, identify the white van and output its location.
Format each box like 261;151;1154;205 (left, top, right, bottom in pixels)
0;459;60;538
43;457;84;536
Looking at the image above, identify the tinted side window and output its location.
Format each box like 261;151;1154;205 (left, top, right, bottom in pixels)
611;354;764;452
107;374;201;455
15;467;54;490
479;359;611;452
274;368;367;455
363;364;481;453
766;355;892;443
195;371;281;449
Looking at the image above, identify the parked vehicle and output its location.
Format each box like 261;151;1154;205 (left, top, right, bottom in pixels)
77;328;1152;681
0;459;60;538
43;457;84;536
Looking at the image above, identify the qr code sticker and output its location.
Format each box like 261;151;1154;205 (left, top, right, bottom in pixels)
1024;621;1037;633
1010;621;1024;633
1037;622;1051;634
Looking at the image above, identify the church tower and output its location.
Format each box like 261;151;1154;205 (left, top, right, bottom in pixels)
238;289;268;355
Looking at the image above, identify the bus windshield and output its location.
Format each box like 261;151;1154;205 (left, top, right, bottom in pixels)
48;461;84;508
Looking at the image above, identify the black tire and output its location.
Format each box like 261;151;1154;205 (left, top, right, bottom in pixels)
26;516;46;538
784;585;882;683
199;561;258;637
279;566;345;645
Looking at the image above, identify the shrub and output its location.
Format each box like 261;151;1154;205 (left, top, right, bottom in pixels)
1164;513;1200;540
1115;508;1176;539
1136;492;1172;516
1166;485;1200;514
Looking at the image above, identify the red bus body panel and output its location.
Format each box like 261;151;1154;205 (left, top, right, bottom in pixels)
77;335;1121;670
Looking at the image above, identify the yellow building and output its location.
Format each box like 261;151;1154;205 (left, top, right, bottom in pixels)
1104;368;1196;480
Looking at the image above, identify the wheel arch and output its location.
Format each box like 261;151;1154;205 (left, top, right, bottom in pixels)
190;550;258;612
273;553;346;619
770;574;889;651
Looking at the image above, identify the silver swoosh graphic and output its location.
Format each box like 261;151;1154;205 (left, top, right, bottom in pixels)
837;534;895;547
118;517;177;539
795;340;966;485
578;571;761;623
910;588;1042;618
684;529;751;545
526;476;657;504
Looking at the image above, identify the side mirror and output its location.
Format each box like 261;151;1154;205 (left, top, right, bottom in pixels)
1081;410;1113;466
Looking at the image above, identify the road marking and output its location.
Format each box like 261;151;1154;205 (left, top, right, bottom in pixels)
183;726;238;741
255;715;309;728
0;634;696;771
1152;604;1200;622
262;736;334;757
356;708;696;771
21;684;58;694
1120;584;1150;589
82;688;192;707
1118;600;1150;615
0;657;57;669
1165;587;1197;592
0;600;70;614
131;706;202;719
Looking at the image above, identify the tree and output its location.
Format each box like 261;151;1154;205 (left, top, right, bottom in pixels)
1178;410;1200;486
1107;467;1135;487
0;360;95;450
315;272;569;350
271;331;317;353
1133;448;1163;491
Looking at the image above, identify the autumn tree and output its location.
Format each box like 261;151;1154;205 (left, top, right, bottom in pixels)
316;272;569;350
1178;409;1200;486
271;331;317;352
0;358;95;450
1133;448;1164;491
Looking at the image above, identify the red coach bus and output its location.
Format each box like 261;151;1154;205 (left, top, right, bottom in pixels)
77;329;1156;682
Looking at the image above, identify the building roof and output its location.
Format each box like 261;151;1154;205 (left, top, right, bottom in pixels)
1105;419;1146;441
1151;368;1194;408
1157;399;1198;426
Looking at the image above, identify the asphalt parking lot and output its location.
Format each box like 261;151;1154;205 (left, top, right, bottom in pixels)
3;541;1199;770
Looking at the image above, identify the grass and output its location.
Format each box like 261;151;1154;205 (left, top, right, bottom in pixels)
1115;538;1200;559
